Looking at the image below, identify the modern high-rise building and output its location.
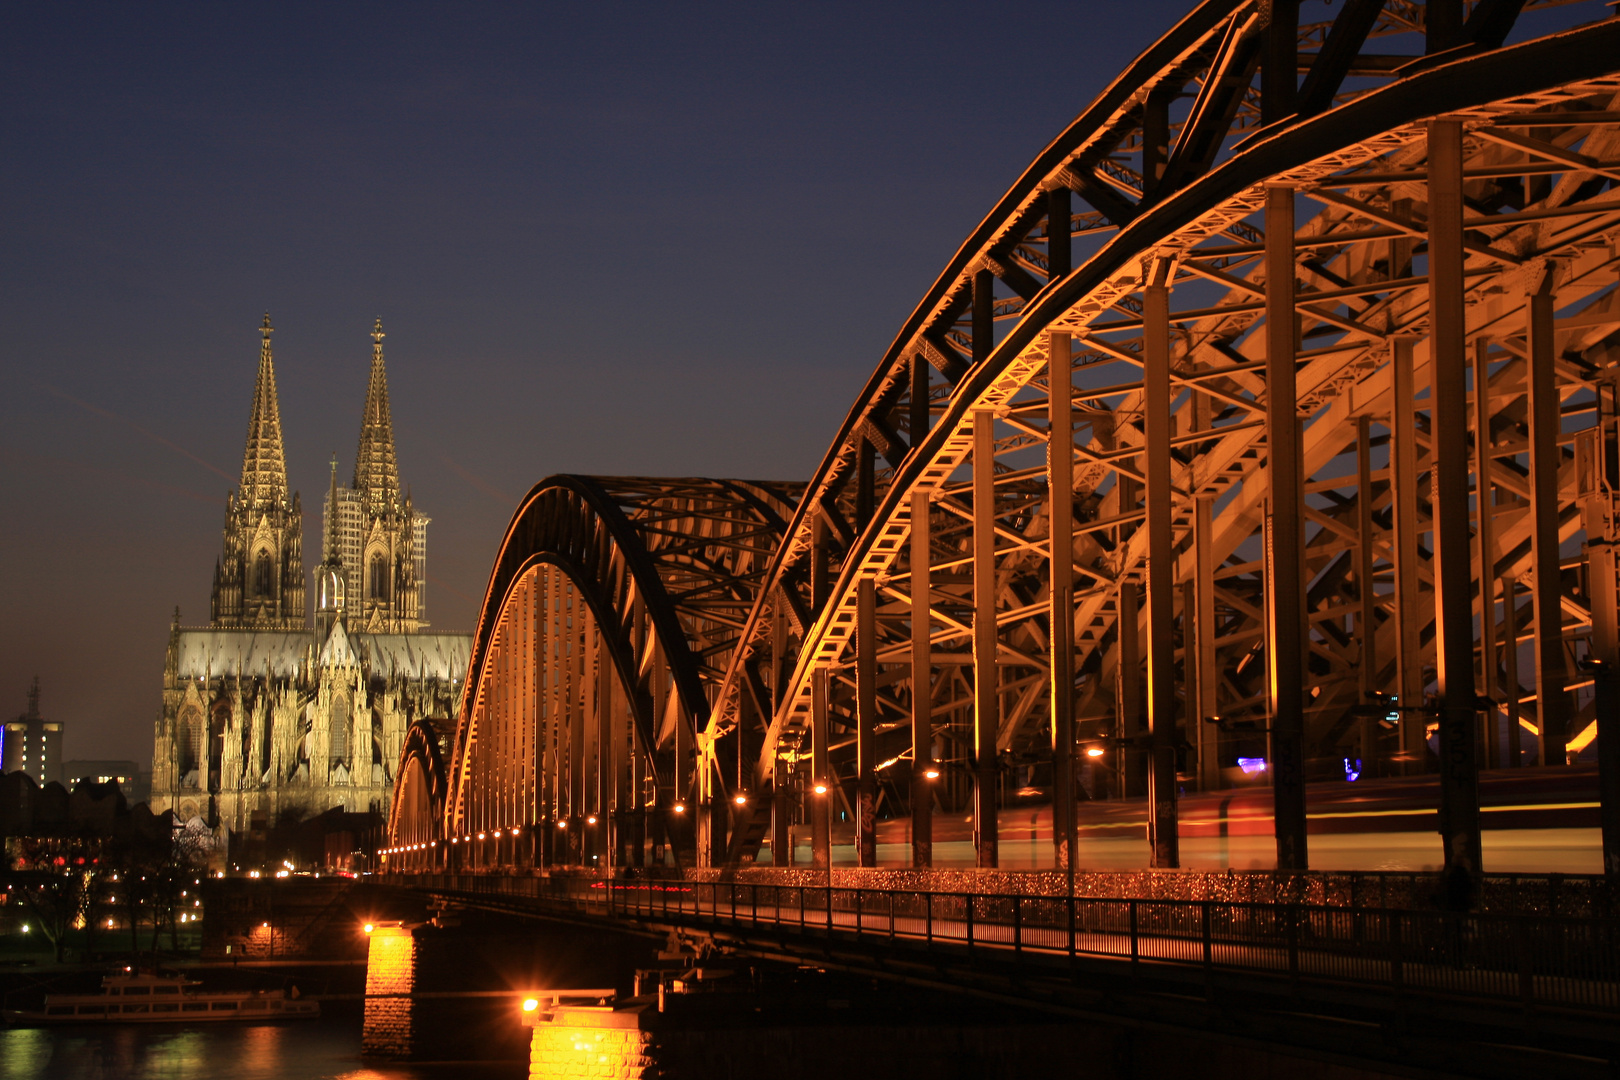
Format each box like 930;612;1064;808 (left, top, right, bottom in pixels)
3;678;64;788
148;317;469;831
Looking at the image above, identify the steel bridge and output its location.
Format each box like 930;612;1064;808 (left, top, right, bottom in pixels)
386;0;1620;886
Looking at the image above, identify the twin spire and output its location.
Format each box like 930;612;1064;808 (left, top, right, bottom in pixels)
238;314;400;512
238;314;289;509
354;317;401;510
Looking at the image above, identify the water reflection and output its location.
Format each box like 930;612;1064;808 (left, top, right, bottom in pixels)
0;1018;526;1080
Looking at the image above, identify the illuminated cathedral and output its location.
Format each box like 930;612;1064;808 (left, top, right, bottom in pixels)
148;316;470;833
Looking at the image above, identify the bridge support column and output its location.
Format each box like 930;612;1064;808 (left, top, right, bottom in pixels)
1264;183;1308;871
972;407;1000;869
911;489;934;868
1390;335;1426;768
1428;118;1482;874
1474;341;1500;769
1048;333;1075;873
1144;266;1179;869
856;577;878;868
811;669;831;870
1356;417;1380;774
1529;271;1570;766
772;756;792;867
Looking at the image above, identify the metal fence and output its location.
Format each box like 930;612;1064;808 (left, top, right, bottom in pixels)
404;873;1620;1015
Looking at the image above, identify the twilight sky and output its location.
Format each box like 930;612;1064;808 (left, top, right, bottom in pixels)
1;1;1190;765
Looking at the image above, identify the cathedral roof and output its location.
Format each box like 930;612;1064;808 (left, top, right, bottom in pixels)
238;314;289;509
352;318;400;510
355;634;470;681
174;631;307;679
172;629;470;682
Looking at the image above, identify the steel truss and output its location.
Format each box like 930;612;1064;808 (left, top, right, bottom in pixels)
389;0;1620;877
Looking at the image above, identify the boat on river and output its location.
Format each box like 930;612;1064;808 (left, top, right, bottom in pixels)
3;970;320;1025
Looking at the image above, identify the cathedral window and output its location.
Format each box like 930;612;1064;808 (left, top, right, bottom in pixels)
330;696;349;763
254;552;274;598
369;553;389;601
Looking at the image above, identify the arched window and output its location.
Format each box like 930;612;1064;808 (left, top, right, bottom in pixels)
319;568;344;611
177;707;203;775
254;552;274;598
369;553;389;601
330;696;349;763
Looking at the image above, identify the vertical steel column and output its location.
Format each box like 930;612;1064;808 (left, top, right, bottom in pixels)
1116;578;1141;800
910;489;934;868
1589;383;1620;874
855;577;878;867
1390;338;1426;765
1428;118;1482;872
1356;416;1380;772
583;616;600;865
1048;333;1077;872
1474;341;1499;767
1143;270;1180;868
1528;276;1569;766
1194;495;1220;791
568;587;586;865
811;669;831;870
772;755;791;868
972;408;1000;868
1503;577;1523;767
1265;184;1308;871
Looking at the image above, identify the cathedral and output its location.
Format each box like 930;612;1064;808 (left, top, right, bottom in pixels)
148;316;470;834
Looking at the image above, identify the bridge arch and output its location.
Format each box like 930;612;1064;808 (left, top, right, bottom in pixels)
388;0;1620;876
386;475;799;868
706;1;1620;870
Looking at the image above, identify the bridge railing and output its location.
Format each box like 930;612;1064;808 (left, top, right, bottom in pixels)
393;872;1619;1014
520;875;1619;1014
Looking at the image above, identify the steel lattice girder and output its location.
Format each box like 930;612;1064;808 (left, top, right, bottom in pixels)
704;2;1620;861
431;475;799;842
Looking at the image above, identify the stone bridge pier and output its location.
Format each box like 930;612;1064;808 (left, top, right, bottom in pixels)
360;903;657;1063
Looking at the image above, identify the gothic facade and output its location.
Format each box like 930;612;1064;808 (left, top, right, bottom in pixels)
149;317;469;833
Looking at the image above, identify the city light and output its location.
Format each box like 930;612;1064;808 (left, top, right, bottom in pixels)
813;783;828;795
557;821;568;829
364;923;375;934
733;793;748;805
672;803;685;814
522;997;539;1012
923;767;940;780
1085;747;1106;758
586;816;597;825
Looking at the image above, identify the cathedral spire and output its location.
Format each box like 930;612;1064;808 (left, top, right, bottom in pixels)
239;313;289;509
353;318;400;509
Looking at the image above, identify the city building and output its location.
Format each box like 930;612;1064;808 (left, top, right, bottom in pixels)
61;761;149;804
2;679;64;788
148;317;469;833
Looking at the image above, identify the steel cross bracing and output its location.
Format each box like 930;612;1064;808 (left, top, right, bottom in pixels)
385;0;1620;878
383;475;800;869
706;0;1620;872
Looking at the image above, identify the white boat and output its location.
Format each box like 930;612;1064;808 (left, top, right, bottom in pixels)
3;970;320;1025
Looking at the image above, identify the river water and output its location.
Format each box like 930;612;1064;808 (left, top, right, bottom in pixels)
0;1015;527;1080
